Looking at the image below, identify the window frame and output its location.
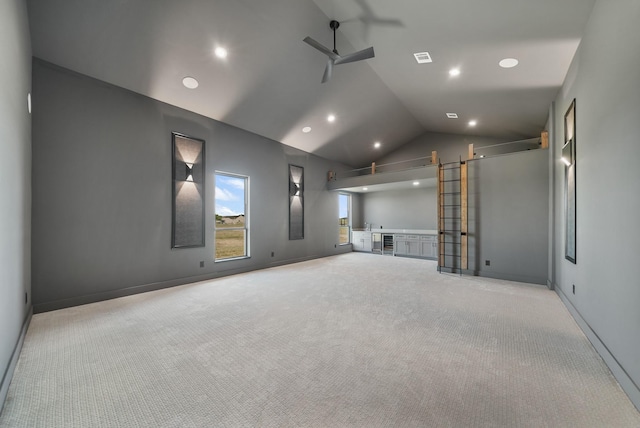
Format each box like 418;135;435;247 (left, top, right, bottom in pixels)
338;192;351;245
214;171;250;261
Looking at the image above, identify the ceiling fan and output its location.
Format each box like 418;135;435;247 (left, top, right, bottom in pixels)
304;20;375;83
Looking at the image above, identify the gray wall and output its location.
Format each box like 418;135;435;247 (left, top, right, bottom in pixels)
0;0;32;407
552;0;640;408
31;60;352;312
365;129;532;237
370;130;549;284
361;187;437;230
468;150;549;284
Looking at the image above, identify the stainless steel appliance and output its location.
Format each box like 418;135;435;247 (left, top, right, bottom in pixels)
371;233;382;254
382;234;394;255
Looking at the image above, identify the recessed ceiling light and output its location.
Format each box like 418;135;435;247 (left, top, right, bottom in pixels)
413;181;420;186
468;120;477;127
413;52;432;64
449;68;460;77
302;126;311;133
499;58;519;68
215;47;228;59
374;142;381;149
27;93;31;114
362;187;368;191
182;76;199;89
327;114;336;123
446;113;458;119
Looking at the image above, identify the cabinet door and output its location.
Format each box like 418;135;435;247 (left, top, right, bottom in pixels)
420;241;432;258
419;236;437;259
351;232;363;251
393;235;404;256
429;238;438;258
407;240;421;256
363;236;372;252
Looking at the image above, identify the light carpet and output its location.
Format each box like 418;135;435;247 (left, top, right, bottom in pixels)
1;253;639;427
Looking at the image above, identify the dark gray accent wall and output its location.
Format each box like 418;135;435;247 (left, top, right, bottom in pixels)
468;150;549;284
362;187;437;230
0;0;32;408
31;59;352;312
552;0;640;409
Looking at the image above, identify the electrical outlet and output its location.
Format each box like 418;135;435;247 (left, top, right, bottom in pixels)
485;260;490;266
199;261;204;268
572;284;575;295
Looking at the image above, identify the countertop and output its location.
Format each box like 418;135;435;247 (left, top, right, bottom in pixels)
352;229;438;235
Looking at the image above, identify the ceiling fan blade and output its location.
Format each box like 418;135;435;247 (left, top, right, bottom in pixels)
334;46;375;65
303;37;339;61
321;60;334;83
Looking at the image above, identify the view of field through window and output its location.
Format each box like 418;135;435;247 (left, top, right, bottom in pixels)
215;173;248;260
339;193;350;244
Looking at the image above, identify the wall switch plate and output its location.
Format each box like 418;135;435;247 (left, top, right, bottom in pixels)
573;284;575;294
199;261;204;268
485;260;490;266
25;292;28;304
271;252;274;257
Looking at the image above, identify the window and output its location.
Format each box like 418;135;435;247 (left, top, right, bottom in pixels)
215;172;249;260
339;193;351;244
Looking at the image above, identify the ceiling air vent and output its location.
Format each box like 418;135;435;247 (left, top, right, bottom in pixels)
446;113;458;119
413;52;432;64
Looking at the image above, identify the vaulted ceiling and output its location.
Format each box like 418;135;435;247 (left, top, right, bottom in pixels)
27;0;596;167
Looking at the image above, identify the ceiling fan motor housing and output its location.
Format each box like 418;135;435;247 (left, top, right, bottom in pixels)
303;19;374;83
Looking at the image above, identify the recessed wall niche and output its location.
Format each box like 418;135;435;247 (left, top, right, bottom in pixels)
289;164;304;240
172;132;205;248
564;99;576;264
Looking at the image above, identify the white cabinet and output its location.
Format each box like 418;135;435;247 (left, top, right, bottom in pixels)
363;235;372;252
393;234;405;255
420;235;438;259
407;240;421;257
395;234;437;259
394;234;421;257
351;231;372;252
351;231;363;251
353;231;437;258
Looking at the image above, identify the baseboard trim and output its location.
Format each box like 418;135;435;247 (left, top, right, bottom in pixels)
437;268;546;286
33;251;346;313
556;286;640;411
0;308;32;412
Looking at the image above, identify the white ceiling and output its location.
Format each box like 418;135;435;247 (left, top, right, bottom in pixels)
27;0;596;167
